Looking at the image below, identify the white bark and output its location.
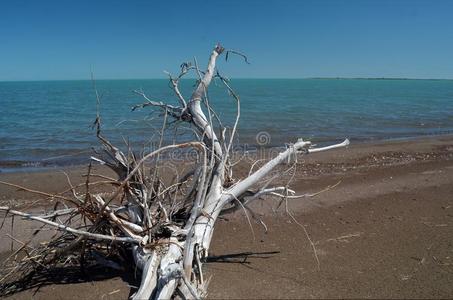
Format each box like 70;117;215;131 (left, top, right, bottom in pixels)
132;251;160;300
188;47;224;159
155;241;183;299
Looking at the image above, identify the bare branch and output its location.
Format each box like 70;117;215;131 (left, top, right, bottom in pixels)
0;207;140;244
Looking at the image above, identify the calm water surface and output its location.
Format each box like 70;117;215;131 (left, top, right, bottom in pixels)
1;79;453;171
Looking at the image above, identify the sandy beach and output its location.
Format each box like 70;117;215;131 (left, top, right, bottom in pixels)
1;135;453;299
3;0;453;298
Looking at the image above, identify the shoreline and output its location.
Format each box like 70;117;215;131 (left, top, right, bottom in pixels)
1;134;453;298
2;132;453;174
1;133;453;210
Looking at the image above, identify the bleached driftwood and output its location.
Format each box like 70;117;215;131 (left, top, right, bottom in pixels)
0;45;349;299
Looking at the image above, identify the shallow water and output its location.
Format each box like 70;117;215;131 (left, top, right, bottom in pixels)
1;78;453;171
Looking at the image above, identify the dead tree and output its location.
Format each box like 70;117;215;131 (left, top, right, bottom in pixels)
0;45;349;299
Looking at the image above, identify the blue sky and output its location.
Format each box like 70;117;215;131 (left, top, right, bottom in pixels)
1;0;452;80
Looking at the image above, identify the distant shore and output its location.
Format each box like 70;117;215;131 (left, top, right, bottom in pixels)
1;134;453;298
308;77;453;81
2;77;453;83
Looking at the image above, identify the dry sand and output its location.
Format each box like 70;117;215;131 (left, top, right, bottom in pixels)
1;136;453;299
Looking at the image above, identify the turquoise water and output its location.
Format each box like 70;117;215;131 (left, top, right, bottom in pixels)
1;79;453;170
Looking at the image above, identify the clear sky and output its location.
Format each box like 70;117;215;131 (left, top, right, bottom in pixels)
1;0;453;81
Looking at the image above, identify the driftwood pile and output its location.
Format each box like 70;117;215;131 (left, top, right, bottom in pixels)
0;45;348;299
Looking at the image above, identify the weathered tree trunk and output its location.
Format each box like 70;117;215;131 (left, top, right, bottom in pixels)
129;45;349;299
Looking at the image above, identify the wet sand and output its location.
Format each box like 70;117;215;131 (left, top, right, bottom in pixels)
1;136;453;299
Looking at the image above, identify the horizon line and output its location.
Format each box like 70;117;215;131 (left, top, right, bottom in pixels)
1;76;453;83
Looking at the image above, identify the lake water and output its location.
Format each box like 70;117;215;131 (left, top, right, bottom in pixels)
1;78;453;171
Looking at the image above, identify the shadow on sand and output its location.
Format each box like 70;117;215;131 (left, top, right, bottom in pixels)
0;250;280;297
206;250;280;264
0;263;141;298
